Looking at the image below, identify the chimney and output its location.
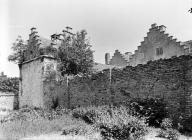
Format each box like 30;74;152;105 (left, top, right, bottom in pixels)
105;53;110;65
30;27;37;33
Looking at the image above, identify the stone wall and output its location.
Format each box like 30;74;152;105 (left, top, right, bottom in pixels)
19;55;57;108
0;92;17;110
52;55;192;120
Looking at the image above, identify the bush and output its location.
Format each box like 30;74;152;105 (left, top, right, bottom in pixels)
158;118;180;140
62;123;97;136
158;128;179;140
72;105;148;140
72;105;112;124
130;98;168;127
161;118;173;130
179;116;192;133
97;106;148;140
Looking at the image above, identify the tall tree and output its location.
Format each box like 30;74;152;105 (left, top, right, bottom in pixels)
56;29;94;76
8;36;27;64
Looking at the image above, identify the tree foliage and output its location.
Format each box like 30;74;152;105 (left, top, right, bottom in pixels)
8;36;27;64
57;29;94;76
8;29;94;76
0;77;19;93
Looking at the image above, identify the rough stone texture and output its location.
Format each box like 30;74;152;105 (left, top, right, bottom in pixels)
54;55;192;121
19;56;57;108
0;92;17;110
19;53;192;125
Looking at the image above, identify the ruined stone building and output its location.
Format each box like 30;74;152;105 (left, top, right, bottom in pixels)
19;23;192;109
19;28;58;108
106;23;192;67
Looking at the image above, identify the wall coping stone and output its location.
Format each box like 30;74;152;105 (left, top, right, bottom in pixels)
19;55;57;65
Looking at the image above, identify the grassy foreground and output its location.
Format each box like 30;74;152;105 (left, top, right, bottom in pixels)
0;105;191;140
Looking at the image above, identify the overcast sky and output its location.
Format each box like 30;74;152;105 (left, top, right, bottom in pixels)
0;0;192;77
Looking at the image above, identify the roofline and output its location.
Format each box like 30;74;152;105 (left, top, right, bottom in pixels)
19;55;57;65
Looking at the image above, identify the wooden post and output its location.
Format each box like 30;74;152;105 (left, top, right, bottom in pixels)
67;76;70;109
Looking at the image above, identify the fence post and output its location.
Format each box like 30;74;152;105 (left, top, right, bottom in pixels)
67;76;70;109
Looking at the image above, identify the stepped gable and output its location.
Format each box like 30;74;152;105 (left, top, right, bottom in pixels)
109;50;129;67
23;28;57;62
147;23;184;47
181;40;192;54
123;52;132;62
129;23;185;66
38;37;52;48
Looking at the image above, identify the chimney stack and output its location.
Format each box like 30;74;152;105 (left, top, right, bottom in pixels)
105;53;110;65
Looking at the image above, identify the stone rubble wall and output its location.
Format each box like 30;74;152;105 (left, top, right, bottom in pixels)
0;93;17;111
19;57;44;108
48;55;192;120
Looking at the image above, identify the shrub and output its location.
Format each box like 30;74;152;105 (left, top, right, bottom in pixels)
72;105;111;124
96;106;148;140
179;116;192;133
161;118;173;130
158;118;180;140
72;105;148;140
130;98;168;127
62;123;97;136
158;128;180;140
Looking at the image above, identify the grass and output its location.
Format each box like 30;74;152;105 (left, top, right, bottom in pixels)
0;114;82;140
0;105;191;140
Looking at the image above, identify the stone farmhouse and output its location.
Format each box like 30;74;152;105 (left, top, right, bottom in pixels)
106;23;192;67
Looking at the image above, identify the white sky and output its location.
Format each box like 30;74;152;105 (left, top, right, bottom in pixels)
0;0;192;77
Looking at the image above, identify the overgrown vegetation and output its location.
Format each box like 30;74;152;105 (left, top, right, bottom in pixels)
1;102;190;139
179;116;192;133
0;77;19;93
57;29;94;76
72;105;148;140
129;98;168;127
0;106;97;140
157;118;180;140
8;28;94;76
0;105;149;140
8;35;27;64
